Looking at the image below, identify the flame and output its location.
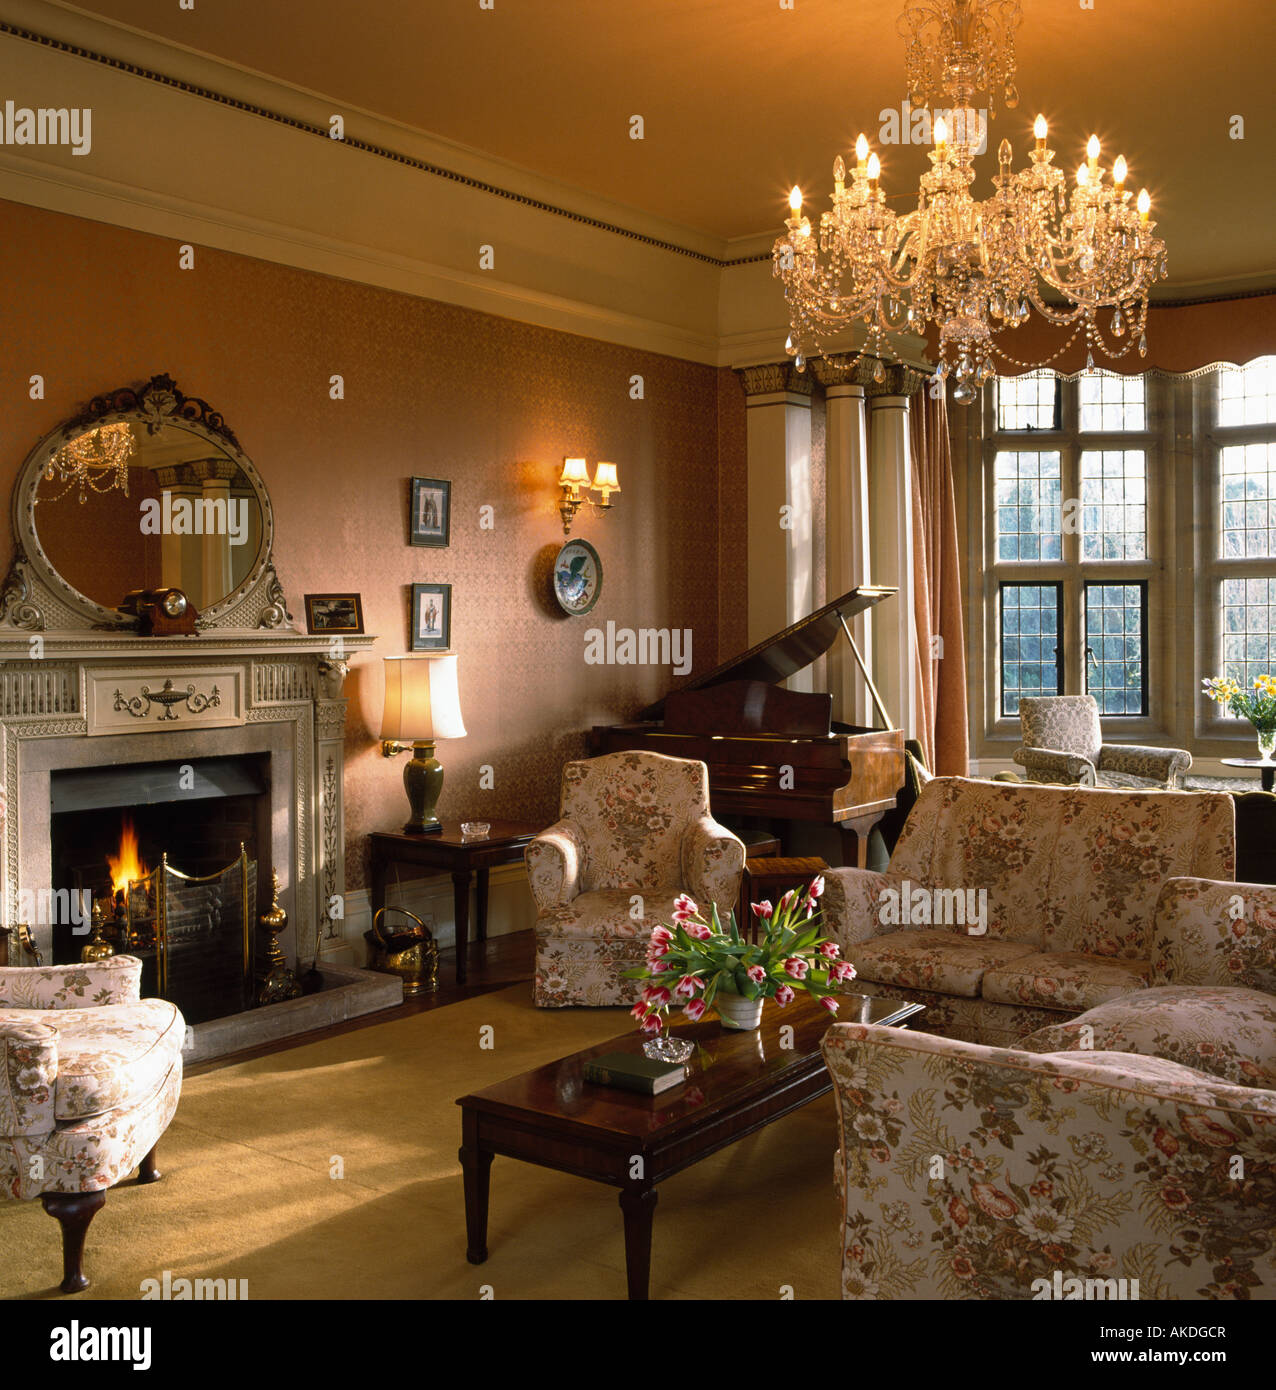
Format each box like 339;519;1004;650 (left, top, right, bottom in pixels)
107;818;148;896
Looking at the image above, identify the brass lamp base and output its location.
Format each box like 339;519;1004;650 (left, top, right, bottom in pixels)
383;738;445;834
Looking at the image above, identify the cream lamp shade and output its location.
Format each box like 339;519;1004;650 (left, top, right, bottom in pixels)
592;461;621;497
380;654;467;743
559;457;590;491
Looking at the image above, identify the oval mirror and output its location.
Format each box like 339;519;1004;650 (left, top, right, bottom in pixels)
8;376;277;630
33;420;264;613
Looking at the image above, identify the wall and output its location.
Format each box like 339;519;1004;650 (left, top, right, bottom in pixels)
0;198;742;891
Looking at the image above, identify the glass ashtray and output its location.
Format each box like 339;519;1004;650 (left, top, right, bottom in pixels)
643;1035;695;1064
460;822;490;839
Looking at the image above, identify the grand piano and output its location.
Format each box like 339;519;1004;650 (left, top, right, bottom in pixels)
590;586;905;868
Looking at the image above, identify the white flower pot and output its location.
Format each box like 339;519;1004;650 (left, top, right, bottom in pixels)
714;992;764;1031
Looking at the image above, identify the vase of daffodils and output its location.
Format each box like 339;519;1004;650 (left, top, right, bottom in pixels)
1202;674;1276;761
625;877;854;1045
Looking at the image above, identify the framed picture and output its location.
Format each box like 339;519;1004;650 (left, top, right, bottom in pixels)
411;582;451;650
410;476;451;548
303;592;365;634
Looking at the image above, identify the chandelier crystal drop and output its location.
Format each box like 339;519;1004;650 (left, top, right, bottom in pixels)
773;0;1168;402
41;422;136;504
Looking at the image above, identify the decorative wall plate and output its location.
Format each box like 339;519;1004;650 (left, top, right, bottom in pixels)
553;539;602;616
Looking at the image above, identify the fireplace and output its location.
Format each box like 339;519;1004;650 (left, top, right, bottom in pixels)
48;755;270;1023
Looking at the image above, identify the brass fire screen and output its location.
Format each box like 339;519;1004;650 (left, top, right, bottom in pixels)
121;846;255;1024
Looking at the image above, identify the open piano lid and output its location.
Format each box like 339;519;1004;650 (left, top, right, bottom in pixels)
638;584;897;721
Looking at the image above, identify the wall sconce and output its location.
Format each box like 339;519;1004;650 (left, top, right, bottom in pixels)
558;457;621;535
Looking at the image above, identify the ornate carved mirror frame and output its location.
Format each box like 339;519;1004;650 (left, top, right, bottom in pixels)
1;374;294;633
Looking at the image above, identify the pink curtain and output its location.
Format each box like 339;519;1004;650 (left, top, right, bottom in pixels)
910;389;970;776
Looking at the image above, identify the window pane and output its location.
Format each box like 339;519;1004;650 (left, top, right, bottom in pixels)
1080;450;1147;559
1085;581;1147;715
1001;584;1061;715
1221;577;1276;695
996;372;1059;431
1219;443;1276;560
994;452;1063;561
1079;372;1146;431
1218;357;1276;427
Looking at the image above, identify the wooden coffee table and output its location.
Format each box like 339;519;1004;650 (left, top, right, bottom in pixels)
456;991;924;1299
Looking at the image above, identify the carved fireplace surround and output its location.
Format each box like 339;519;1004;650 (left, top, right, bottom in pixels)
0;376;375;988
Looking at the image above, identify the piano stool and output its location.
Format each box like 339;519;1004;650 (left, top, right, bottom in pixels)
742;856;829;942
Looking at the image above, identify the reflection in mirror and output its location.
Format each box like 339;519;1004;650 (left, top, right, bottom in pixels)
34;421;264;612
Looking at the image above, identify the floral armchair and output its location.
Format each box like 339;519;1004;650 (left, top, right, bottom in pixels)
1014;694;1191;789
526;750;744;1007
1;955;184;1293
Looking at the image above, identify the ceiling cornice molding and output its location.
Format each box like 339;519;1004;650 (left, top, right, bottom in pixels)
0;0;734;264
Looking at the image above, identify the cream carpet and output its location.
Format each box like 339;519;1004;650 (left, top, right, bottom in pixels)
2;985;842;1300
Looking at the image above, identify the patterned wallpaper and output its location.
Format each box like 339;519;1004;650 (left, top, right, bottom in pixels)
0;199;746;891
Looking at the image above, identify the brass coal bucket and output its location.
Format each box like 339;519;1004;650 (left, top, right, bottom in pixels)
365;906;438;995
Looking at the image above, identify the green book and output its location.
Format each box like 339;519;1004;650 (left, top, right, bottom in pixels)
583;1051;687;1095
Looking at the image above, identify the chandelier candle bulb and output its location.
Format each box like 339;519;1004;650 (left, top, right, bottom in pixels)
1033;113;1048;148
1137;188;1151;222
855;133;869;170
1113;155;1128;188
867;152;880;189
1087;134;1100;169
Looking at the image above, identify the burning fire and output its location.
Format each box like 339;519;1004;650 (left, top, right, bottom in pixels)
107;818;148;896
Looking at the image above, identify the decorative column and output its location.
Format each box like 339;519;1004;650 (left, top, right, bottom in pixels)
190;458;240;607
153;464;200;596
736;363;814;690
813;357;873;725
866;366;928;739
315;658;351;964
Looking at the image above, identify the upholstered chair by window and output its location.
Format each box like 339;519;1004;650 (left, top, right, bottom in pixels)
527;750;745;1007
0;955;184;1292
1014;694;1191;789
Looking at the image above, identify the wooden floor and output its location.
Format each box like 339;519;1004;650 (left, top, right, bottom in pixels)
186;928;536;1078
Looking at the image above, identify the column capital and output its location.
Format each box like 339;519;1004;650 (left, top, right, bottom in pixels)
864;364;930;398
187;457;240;484
735;362;814;398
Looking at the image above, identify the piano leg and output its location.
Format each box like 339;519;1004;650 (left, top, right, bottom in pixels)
839;813;883;870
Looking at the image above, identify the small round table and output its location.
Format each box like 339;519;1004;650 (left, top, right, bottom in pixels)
1221;758;1276;793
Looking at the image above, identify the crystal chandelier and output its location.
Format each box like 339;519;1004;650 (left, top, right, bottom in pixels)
41;422;136;504
773;0;1169;402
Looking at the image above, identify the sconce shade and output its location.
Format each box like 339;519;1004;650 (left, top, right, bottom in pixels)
592;461;620;494
380;654;467;742
559;456;590;489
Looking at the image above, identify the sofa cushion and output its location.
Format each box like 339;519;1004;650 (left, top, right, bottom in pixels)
1042;790;1234;959
0;998;184;1121
887;779;1068;944
1019;985;1276;1089
845;931;1037;999
981;951;1150;1012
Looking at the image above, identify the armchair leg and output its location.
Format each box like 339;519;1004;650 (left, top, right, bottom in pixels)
41;1189;106;1294
137;1144;162;1184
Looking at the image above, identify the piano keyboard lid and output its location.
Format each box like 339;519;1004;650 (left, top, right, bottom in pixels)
638;584;897;721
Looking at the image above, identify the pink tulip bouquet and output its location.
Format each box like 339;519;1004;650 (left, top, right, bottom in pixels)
625;876;855;1035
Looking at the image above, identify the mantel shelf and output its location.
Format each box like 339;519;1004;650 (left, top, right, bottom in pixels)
0;632;379;661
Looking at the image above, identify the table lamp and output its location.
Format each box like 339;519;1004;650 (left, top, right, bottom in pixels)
380;654;467;834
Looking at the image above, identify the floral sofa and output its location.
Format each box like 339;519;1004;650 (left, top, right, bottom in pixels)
1;955;184;1292
820;776;1234;1048
822;876;1276;1299
526;750;744;1007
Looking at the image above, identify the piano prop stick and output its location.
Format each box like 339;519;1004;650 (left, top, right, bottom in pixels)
592;586;906;870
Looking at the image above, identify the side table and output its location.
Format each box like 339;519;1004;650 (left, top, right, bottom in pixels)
368;820;543;984
1221;757;1276;793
